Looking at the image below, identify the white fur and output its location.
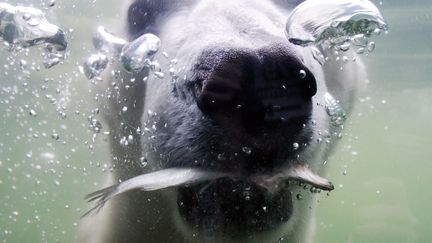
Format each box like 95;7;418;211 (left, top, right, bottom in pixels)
78;1;365;242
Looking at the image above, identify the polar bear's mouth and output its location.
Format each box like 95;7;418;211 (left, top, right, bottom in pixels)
177;177;294;233
83;164;333;218
176;164;334;232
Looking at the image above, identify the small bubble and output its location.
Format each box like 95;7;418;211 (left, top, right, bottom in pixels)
367;42;376;52
342;56;349;63
217;153;226;161
51;133;59;140
356;48;365;54
339;42;351;52
122;106;128;113
296;194;303;200
299;69;307;79
154;72;165;79
242;146;252;155
139;157;148;167
19;59;28;69
119;136;128;147
374;28;382;35
48;0;56;7
29;109;37;117
292;142;299;150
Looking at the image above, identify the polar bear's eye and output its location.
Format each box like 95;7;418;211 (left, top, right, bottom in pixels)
127;0;197;39
127;1;163;38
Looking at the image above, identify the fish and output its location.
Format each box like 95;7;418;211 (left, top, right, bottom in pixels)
84;163;334;217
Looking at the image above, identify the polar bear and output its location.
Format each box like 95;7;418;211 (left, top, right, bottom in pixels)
78;0;365;242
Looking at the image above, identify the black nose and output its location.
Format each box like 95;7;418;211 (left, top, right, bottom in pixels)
195;45;316;129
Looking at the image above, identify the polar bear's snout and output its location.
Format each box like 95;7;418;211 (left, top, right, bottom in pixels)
194;44;317;133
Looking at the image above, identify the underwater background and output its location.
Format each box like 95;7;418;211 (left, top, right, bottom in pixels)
0;0;430;242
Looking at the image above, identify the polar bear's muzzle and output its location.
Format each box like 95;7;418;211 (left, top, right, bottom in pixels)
193;43;317;134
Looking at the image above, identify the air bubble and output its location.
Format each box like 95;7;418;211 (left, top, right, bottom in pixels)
88;118;103;133
367;41;376;52
83;54;109;80
0;3;67;68
51;133;59;140
29;109;37;117
356;47;366;54
286;0;387;52
121;33;161;73
324;93;346;125
154;71;165;79
299;69;307;79
93;26;127;55
217;153;226;161
242;146;252;155
48;0;56;7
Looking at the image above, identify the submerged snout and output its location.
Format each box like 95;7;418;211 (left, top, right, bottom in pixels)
195;44;317;131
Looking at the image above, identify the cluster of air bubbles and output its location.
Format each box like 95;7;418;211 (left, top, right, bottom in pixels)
83;53;109;80
324;92;347;126
88;116;103;133
292;183;323;201
285;0;388;58
82;26;161;80
0;2;67;68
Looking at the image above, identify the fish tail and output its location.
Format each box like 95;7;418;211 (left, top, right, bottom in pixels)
82;185;118;218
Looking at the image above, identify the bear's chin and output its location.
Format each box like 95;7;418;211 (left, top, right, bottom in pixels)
177;178;293;235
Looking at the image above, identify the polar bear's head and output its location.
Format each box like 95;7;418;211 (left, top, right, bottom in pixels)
123;0;353;240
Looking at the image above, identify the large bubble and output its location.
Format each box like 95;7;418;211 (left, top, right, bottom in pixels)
285;0;388;52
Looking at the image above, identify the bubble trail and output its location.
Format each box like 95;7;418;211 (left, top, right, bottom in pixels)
92;26;127;56
285;0;388;51
83;28;161;79
0;2;67;68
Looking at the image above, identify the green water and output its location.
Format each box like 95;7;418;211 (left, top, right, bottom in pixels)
317;1;432;242
0;0;431;242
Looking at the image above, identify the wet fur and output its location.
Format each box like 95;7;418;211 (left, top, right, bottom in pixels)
78;0;365;242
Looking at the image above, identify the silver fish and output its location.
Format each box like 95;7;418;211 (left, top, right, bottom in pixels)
84;164;333;217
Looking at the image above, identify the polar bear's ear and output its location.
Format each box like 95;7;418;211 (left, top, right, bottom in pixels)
127;0;197;40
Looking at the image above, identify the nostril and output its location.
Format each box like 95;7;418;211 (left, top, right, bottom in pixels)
195;49;254;113
259;44;317;98
196;74;244;112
